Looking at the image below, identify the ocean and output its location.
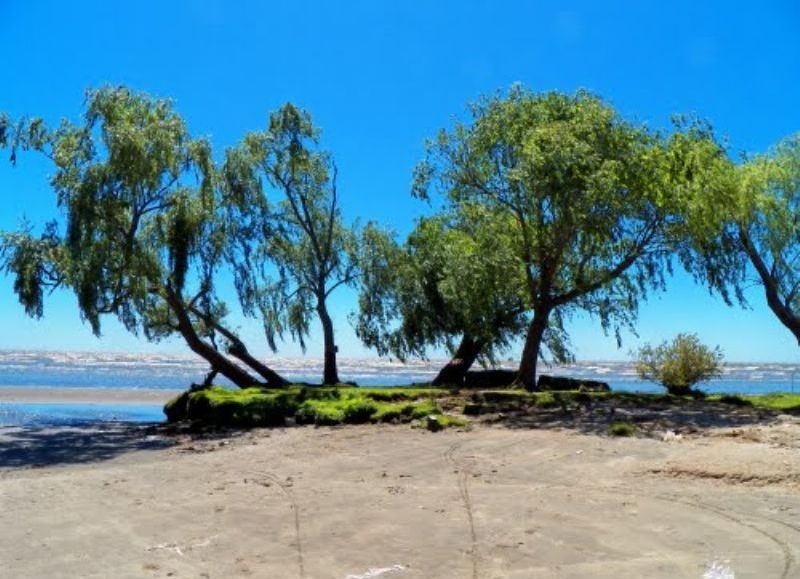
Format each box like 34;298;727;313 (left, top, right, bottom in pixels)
0;350;797;426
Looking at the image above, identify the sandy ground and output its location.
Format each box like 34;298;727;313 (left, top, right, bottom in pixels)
1;404;799;578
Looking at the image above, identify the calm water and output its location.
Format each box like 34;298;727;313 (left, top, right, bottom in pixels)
0;350;797;426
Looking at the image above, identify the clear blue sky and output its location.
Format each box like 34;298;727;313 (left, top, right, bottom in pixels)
1;1;799;362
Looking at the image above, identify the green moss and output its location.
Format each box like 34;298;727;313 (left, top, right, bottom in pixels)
711;394;753;407
357;388;448;402
165;385;449;427
741;393;800;412
533;391;561;409
609;421;636;436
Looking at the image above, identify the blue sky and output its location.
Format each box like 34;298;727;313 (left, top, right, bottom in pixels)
1;1;799;362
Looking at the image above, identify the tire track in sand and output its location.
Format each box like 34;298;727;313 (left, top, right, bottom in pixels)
444;442;480;579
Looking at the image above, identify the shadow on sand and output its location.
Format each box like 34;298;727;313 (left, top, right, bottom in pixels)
485;398;789;436
0;423;175;469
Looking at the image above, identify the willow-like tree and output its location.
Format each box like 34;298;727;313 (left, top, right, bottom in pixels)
414;87;695;388
684;133;800;344
0;87;288;388
356;204;531;385
223;104;362;385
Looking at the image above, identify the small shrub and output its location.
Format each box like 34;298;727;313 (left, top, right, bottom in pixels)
609;421;636;437
634;333;724;395
534;391;561;409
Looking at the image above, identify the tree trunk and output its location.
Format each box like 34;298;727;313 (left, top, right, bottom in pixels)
164;290;263;388
432;334;484;386
186;305;289;388
516;308;551;390
739;229;800;345
318;300;340;385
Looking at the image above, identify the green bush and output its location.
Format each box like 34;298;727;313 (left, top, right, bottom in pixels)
634;333;724;395
608;421;636;436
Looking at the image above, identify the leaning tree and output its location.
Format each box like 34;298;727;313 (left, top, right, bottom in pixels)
682;132;800;344
0;87;288;388
355;203;530;386
414;87;704;388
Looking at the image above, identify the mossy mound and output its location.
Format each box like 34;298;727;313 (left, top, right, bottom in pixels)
164;385;464;428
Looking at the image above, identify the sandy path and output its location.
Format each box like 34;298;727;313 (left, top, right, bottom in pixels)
0;422;799;578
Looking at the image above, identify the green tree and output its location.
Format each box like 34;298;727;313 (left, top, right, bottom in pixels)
635;333;724;395
355;204;530;385
0;87;288;388
414;87;694;388
683;134;800;345
223;104;362;385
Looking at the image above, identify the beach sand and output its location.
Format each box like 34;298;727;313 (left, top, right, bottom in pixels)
0;387;181;405
1;393;799;578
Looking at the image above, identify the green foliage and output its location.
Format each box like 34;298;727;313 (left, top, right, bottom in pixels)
681;130;800;343
223;104;373;382
0;87;221;338
413;86;707;384
355;204;528;364
635;333;724;395
608;421;636;436
165;385;448;427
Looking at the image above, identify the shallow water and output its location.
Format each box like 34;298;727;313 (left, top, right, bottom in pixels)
0;402;165;426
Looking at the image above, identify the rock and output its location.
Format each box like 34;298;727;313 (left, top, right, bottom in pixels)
464;369;517;388
425;415;442;432
537;374;610;392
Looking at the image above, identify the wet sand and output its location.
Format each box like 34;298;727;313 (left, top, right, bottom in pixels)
1;412;799;578
0;387;180;405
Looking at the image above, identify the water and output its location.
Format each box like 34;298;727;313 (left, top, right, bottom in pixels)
0;350;796;426
0;402;166;426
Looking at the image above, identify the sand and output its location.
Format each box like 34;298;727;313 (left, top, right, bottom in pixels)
1;393;799;578
0;387;180;405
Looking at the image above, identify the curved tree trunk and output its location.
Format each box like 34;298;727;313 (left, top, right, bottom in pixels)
432;334;484;386
164;289;263;388
318;300;340;385
516;308;551;390
740;229;800;345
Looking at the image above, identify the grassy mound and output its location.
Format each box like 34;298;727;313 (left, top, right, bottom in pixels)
164;385;462;428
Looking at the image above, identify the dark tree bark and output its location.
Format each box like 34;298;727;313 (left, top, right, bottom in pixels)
516;307;551;390
740;229;800;345
186;305;289;387
432;334;485;386
317;300;340;385
164;289;263;388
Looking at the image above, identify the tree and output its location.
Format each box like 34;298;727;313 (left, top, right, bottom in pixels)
0;87;288;388
414;87;695;389
683;134;800;345
635;333;724;395
355;203;530;385
223;104;362;385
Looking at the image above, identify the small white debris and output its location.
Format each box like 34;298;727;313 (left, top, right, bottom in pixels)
345;564;406;579
662;430;683;442
703;558;735;579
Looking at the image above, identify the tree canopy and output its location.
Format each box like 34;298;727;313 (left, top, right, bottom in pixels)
223;103;366;384
355;203;529;384
413;87;700;387
683;133;800;344
0;87;287;387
